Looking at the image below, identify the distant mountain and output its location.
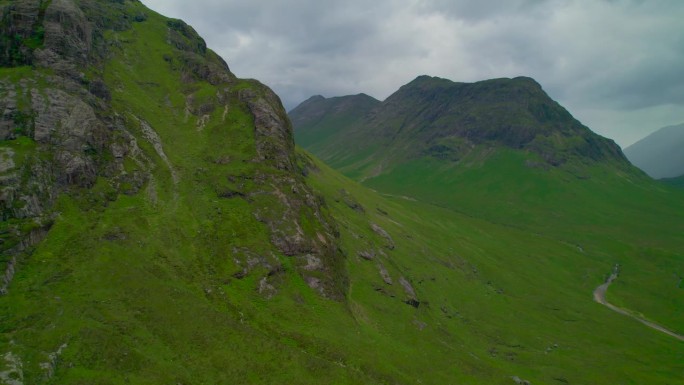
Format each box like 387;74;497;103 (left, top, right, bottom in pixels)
661;175;684;188
290;93;380;150
290;75;646;229
624;123;684;179
292;75;628;180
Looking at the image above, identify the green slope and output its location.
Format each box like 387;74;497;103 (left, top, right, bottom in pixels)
299;152;684;384
0;1;347;383
291;75;684;381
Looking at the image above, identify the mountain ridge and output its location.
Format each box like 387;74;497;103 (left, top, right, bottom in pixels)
292;75;628;177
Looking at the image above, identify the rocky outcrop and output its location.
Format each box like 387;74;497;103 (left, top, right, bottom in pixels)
239;83;296;172
358;250;375;260
0;74;113;292
371;223;394;250
378;263;392;285
512;375;531;385
39;0;93;67
0;351;24;385
166;18;234;85
399;276;419;307
0;0;44;66
235;81;346;298
0;1;150;292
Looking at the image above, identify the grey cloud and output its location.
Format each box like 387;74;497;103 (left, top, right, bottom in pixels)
417;0;552;22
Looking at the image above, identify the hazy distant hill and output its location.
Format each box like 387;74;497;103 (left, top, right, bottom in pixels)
662;174;684;188
290;93;380;151
624;123;684;179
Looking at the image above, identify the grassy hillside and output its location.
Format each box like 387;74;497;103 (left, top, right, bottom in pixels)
0;1;345;383
291;75;684;383
299;152;684;384
1;1;683;384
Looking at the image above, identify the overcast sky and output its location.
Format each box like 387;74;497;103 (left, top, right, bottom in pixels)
141;0;683;148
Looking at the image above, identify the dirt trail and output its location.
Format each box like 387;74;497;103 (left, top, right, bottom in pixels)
593;265;684;342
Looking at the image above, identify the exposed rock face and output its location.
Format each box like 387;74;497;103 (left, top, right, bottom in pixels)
371;222;394;250
239;84;297;172
378;263;392;285
0;0;43;66
358;250;375;260
40;0;93;67
234;80;346;298
399;276;419;307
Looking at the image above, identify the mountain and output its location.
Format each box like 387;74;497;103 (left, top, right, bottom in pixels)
624;123;684;179
291;75;679;237
290;93;380;151
293;76;627;176
1;1;684;384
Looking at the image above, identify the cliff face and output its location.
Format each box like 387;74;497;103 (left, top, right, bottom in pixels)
0;0;344;298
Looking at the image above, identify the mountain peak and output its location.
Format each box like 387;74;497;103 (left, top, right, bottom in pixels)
292;74;628;174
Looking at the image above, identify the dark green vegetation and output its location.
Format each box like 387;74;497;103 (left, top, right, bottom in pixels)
1;0;683;384
661;175;684;189
624;123;684;179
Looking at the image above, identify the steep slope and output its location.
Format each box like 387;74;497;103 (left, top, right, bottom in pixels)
0;1;347;383
0;0;343;297
624;123;684;179
290;93;380;152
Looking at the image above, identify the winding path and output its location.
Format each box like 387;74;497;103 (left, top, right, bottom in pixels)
593;265;684;342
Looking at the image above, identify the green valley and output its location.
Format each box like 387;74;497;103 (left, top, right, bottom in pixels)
292;76;684;382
